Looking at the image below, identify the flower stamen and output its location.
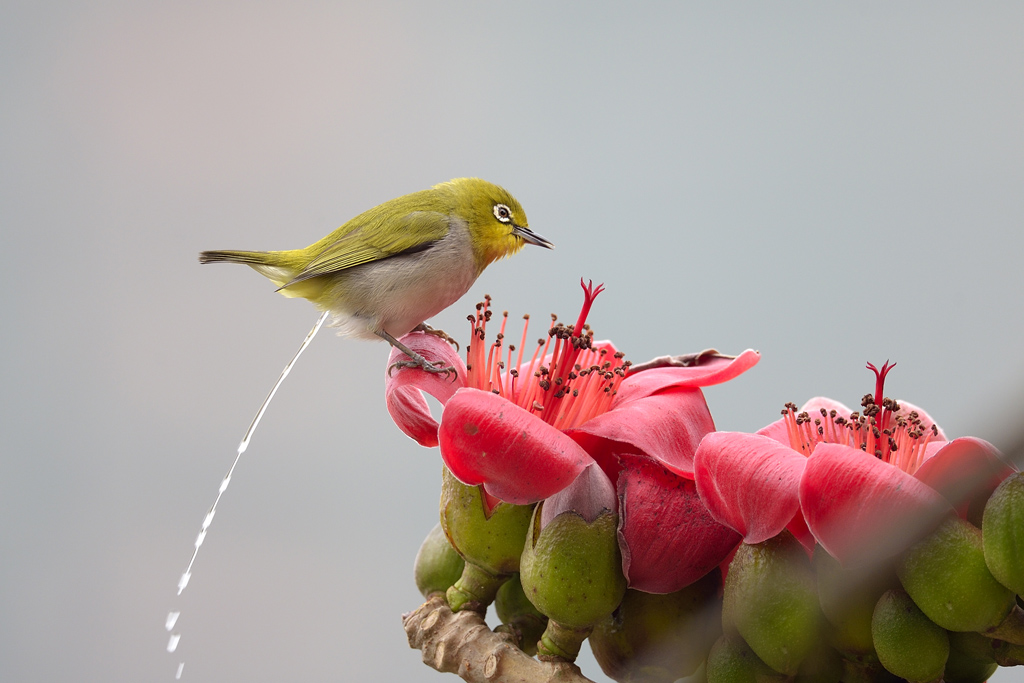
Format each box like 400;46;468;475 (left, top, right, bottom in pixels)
781;361;937;474
460;280;626;431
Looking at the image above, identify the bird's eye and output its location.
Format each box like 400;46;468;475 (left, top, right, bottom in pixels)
493;204;512;223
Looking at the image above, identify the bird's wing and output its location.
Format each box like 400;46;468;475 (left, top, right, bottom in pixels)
280;210;451;288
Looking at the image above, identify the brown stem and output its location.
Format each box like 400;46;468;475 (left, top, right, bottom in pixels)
985;605;1024;646
840;658;890;683
403;595;596;683
993;640;1024;666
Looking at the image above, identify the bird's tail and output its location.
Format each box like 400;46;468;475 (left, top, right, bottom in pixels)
199;249;276;266
199;249;327;301
198;249;304;294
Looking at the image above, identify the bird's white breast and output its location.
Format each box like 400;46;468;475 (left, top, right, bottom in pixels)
320;218;480;340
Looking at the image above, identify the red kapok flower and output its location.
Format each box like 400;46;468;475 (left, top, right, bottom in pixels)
386;281;760;592
694;362;1016;565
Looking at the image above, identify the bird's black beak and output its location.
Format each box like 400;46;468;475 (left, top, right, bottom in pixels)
513;225;554;249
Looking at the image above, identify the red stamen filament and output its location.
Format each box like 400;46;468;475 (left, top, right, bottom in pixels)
521;340;546;411
461;282;624;430
781;361;937;474
485;339;498;390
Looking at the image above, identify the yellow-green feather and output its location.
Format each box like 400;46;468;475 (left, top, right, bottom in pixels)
198;178;531;305
287;208;452;285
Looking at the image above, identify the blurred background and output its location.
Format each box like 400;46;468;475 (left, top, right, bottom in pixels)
2;2;1023;681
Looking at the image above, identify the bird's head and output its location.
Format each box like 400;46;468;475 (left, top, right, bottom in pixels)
442;178;553;269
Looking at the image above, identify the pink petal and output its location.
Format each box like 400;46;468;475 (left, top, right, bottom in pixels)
591;339;621;357
913;437;1016;518
566;388;715;478
616;453;741;593
756;397;854;446
694;432;807;543
614;349;761;407
800;443;954;566
893;399;946;442
755;416;791;446
541;463;617;528
384;332;467;447
438;388;594;505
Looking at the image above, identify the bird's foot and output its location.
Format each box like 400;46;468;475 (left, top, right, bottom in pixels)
387;354;457;381
413;323;460;351
378;328;459;381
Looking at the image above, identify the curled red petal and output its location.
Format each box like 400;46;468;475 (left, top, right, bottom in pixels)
567;388;715;478
438;388;594;505
694;432;807;543
615;349;761;406
913;437;1016;518
384;332;467;447
799;443;954;566
616;453;741;593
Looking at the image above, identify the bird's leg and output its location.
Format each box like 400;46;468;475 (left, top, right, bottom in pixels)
412;323;460;351
377;329;458;380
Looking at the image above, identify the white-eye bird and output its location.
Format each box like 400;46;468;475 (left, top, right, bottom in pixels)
199;177;553;374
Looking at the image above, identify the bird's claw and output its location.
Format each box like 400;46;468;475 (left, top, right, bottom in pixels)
388;357;458;382
413;323;460;351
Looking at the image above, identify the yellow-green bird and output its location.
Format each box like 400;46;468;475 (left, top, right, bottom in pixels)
199;177;552;374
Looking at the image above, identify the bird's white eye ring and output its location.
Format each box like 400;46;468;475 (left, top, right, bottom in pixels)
493;204;512;223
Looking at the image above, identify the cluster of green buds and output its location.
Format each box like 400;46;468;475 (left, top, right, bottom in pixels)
412;470;1024;683
709;472;1024;683
415;463;630;663
411;469;726;680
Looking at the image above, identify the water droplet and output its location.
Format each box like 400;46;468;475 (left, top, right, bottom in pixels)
167;311;328;679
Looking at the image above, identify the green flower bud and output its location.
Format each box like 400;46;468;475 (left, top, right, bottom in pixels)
494;574;547;656
871;588;949;682
944;631;998;683
440;467;534;612
413;522;465;598
813;544;894;659
982;471;1024;596
897;516;1015;632
722;531;823;676
520;464;627;661
706;633;787;683
590;569;723;683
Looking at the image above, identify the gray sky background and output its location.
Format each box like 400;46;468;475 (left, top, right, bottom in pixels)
2;3;1023;682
